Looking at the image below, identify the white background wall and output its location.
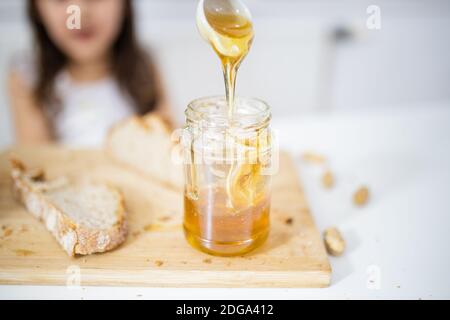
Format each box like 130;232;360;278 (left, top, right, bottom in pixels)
0;0;449;148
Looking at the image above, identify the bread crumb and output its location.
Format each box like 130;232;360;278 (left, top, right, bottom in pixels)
14;249;35;257
132;230;142;237
158;216;171;222
203;258;212;264
302;152;326;164
3;228;12;237
285;217;294;225
144;224;153;232
28;168;45;181
321;170;334;189
353;186;369;206
154;260;164;267
323;227;345;256
10;158;26;171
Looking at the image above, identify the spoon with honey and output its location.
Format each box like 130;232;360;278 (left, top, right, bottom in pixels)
196;0;254;119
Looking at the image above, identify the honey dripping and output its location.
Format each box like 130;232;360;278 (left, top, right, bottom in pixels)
197;0;254;118
196;0;261;206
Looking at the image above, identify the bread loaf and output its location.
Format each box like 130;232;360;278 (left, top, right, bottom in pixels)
106;114;183;189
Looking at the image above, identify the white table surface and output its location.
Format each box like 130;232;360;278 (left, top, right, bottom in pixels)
1;102;450;299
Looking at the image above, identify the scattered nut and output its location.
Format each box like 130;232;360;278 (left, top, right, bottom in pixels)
154;260;164;267
321;170;334;189
203;258;212;264
323;227;346;256
353;186;369;206
302;152;326;164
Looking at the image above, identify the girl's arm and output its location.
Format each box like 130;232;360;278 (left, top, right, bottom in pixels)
152;66;177;129
7;71;53;145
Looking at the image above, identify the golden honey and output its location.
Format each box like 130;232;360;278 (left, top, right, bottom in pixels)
182;97;272;256
184;186;270;256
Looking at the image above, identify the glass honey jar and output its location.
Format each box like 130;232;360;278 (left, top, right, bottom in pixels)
181;96;272;256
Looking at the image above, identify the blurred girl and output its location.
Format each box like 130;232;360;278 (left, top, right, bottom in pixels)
8;0;172;146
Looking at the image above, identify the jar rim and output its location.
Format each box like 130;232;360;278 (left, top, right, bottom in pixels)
186;96;271;129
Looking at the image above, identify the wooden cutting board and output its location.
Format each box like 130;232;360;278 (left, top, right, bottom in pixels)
0;145;331;287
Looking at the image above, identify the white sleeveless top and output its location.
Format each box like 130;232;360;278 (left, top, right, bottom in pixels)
52;72;135;147
12;53;135;147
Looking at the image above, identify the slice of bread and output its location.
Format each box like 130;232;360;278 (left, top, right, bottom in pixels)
106;113;183;189
10;159;127;256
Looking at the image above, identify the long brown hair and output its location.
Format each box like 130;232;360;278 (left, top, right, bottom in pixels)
27;0;159;118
